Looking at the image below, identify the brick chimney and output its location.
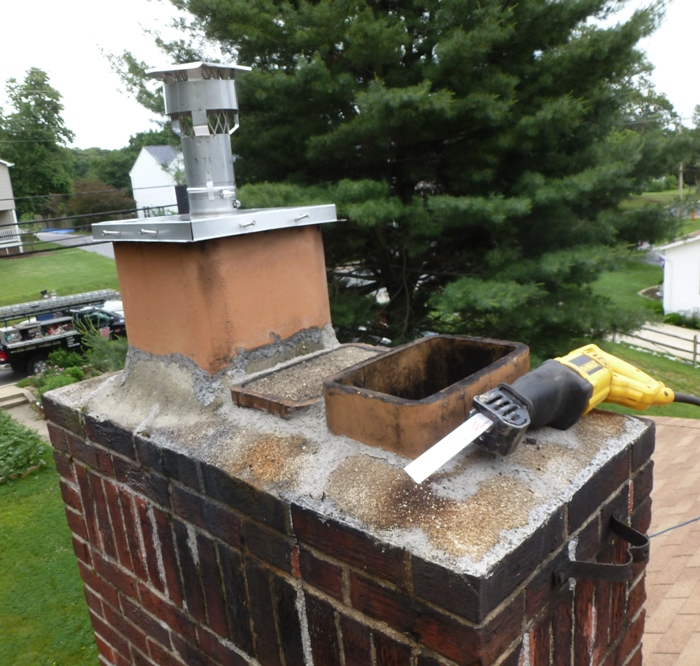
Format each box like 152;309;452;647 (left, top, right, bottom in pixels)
51;60;656;666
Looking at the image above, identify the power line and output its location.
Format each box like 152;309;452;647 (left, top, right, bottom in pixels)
0;183;180;204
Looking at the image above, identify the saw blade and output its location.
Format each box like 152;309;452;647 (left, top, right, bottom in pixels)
404;412;493;484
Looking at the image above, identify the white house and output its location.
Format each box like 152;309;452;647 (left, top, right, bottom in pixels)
129;146;184;219
0;158;22;255
656;231;700;315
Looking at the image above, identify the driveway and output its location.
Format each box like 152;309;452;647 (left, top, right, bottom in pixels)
617;322;699;364
36;231;115;259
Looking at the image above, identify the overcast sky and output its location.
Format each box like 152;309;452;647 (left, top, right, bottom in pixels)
0;0;696;151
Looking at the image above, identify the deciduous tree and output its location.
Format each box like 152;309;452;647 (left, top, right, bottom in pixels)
0;69;74;218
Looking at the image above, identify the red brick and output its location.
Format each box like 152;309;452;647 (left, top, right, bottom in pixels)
103;479;134;571
119;593;171;650
89;471;118;560
75;464;101;546
119;488;149;581
632;497;652;535
195;533;228;637
197;626;248;666
299;548;343;600
72;535;92;565
170;485;241;547
59;478;83;512
89;610;131;661
631;422;654;471
65;506;89;541
594;579;612;661
529;616;550;666
94;448;115;477
272;577;305;666
552;592;573;666
135;497;165;593
633;461;653;511
292;505;405;586
569;450;630;533
113;456;170;509
43;395;85;436
610;610;645;666
48;421;69;452
152;507;184;607
85;586;104;617
627;577;646;620
85;414;136;459
139;582;197;643
162;448;201;490
130;645;156;666
68;431;100;468
94;551;139;599
217;544;254;654
201;463;289;534
148;640;186;666
95;633;116;664
171;633;217;666
340;615;371;666
245;559;282;666
172;520;206;623
102;599;149;653
350;572;522;665
374;632;412;666
53;448;76;481
574;578;594;666
242;520;292;573
80;563;120;609
305;593;341;666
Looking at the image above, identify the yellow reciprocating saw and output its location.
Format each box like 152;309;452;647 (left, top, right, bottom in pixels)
405;344;700;483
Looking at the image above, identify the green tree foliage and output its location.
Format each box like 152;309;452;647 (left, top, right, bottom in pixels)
69;127;178;192
0;69;74;218
64;178;136;227
122;0;682;355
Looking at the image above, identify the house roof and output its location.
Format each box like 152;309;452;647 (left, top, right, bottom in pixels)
0;158;14;168
655;229;700;253
143;145;181;167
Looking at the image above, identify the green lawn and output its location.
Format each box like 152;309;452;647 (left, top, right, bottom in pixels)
592;258;661;314
0;250;118;307
0;450;97;665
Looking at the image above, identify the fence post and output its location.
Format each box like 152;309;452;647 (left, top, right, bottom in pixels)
694;335;698;368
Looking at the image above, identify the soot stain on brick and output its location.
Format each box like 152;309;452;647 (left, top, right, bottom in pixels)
223;434;318;489
325;456;539;560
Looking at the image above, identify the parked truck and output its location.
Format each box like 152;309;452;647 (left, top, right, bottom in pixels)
0;290;124;374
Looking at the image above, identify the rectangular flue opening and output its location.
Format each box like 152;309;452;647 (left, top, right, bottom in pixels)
337;337;517;401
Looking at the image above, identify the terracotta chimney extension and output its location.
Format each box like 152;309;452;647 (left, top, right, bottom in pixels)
94;62;338;374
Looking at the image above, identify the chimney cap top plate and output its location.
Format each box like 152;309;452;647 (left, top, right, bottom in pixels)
146;61;252;80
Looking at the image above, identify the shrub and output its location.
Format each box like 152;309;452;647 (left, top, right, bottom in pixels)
0;410;48;480
663;310;700;330
47;349;84;369
83;330;128;373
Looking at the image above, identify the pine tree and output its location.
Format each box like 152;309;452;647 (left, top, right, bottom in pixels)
122;0;682;355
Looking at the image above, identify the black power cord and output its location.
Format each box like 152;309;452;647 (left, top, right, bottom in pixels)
673;393;700;407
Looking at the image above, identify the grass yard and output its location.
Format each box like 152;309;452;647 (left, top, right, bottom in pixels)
0;249;118;307
0;450;98;666
592;258;662;314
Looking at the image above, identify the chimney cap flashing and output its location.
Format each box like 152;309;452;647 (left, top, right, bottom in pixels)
92;204;338;243
146;61;252;80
